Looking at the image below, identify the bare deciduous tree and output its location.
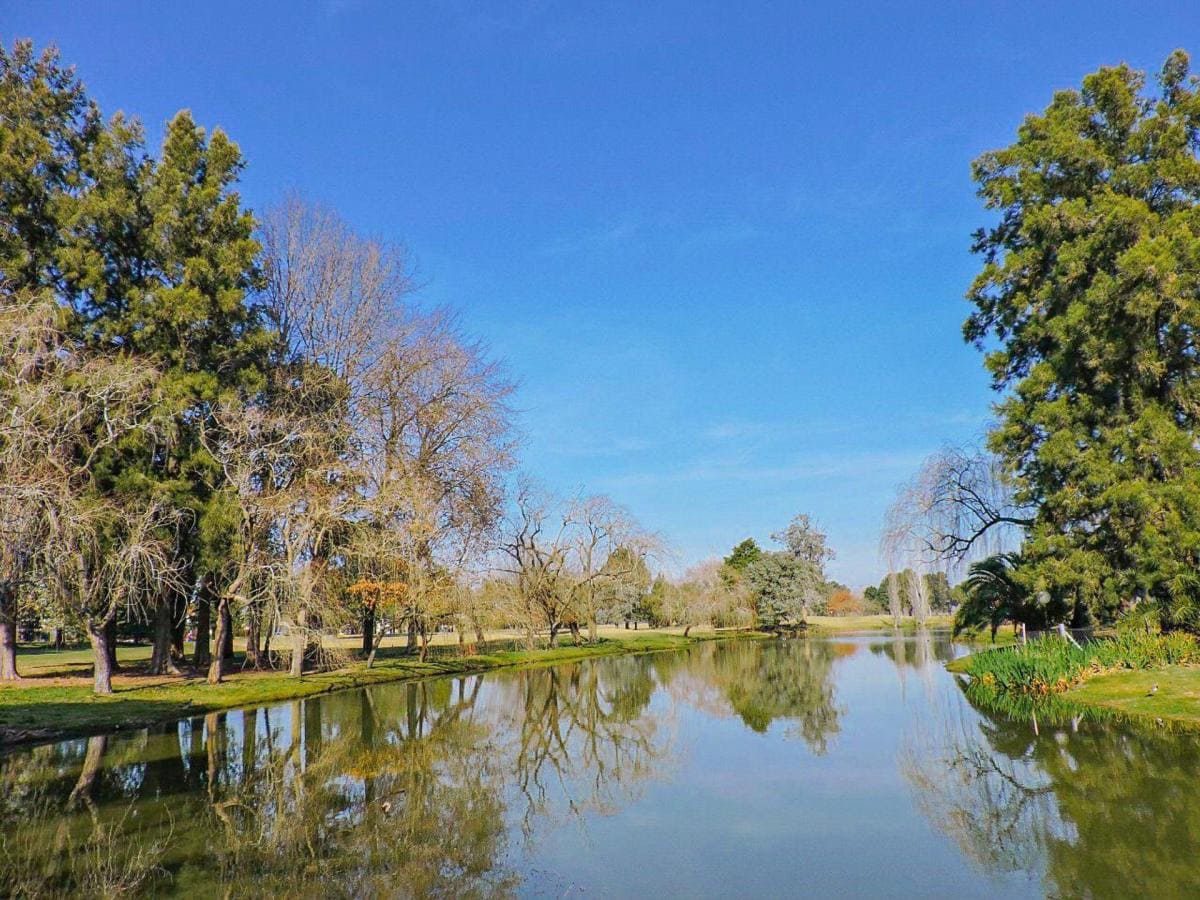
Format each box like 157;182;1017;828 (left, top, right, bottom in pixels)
667;560;742;636
1;294;178;691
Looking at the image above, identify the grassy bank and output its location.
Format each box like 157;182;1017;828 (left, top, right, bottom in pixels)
0;630;756;749
804;614;1016;646
805;614;956;632
949;631;1200;726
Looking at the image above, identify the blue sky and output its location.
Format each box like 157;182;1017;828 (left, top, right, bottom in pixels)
5;1;1197;586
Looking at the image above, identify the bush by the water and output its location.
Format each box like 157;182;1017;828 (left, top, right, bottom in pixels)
961;632;1200;695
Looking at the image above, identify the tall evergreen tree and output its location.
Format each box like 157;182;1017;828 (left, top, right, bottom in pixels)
2;37;272;676
967;51;1200;630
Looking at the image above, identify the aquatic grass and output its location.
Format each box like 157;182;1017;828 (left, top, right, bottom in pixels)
958;631;1200;695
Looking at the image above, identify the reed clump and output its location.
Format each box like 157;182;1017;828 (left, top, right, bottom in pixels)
959;632;1200;695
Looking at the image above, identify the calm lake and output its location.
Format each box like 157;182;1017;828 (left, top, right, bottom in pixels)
3;633;1199;898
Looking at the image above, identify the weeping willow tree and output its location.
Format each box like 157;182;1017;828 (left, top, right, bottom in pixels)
886;571;903;628
881;445;1032;625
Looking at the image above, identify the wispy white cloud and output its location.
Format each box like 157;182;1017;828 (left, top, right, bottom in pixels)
539;219;643;257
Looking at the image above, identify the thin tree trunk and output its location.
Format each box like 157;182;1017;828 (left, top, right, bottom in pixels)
170;589;187;660
208;597;230;684
362;606;375;656
587;615;597;644
291;615;305;677
366;613;390;668
406;617;417;653
366;631;383;669
53;627;63;650
89;622;116;695
684;624;692;637
245;603;263;669
220;601;234;661
194;588;212;668
0;585;20;681
262;606;273;661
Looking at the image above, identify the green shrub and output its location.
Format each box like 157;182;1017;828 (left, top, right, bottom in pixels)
960;632;1200;694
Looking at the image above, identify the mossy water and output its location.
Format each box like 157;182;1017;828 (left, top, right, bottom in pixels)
2;633;1199;897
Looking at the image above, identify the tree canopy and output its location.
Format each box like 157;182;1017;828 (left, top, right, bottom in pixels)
966;50;1200;631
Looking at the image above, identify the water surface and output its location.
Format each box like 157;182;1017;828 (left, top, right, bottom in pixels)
3;633;1198;897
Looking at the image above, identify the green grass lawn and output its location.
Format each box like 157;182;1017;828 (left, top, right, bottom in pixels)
1067;666;1200;724
0;630;750;747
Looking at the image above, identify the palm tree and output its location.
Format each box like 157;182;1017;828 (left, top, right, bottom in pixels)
953;553;1026;642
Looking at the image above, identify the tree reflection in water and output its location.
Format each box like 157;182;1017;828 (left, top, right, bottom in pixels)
901;681;1200;899
660;639;842;753
0;639;847;896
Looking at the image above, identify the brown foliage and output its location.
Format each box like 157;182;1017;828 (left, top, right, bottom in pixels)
827;589;865;617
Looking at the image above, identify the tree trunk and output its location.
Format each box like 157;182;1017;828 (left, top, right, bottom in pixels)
366;629;384;668
148;597;182;676
406;618;417;653
89;622;115;695
418;625;430;662
568;621;582;645
170;589;187;660
244;603;263;669
684;624;692;637
587;616;597;644
53;627;63;650
220;601;235;660
262;607;273;661
362;606;375;656
474;622;485;644
0;585;20;681
548;622;559;647
291;616;305;677
208;598;230;684
194;588;212;668
104;618;120;673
